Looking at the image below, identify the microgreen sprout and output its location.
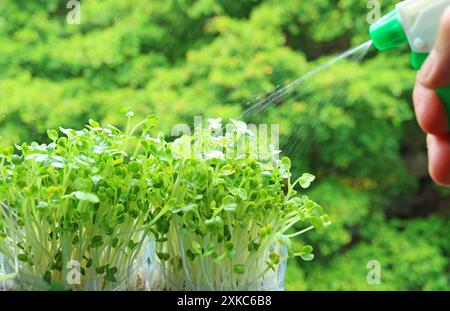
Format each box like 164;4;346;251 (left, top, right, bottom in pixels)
0;113;165;290
148;118;330;290
0;114;329;291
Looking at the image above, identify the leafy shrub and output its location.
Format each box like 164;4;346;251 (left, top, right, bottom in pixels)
294;215;449;291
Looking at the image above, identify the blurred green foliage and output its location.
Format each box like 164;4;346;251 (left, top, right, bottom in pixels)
0;0;448;290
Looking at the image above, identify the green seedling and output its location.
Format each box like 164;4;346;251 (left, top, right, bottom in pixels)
148;118;330;290
0;111;166;290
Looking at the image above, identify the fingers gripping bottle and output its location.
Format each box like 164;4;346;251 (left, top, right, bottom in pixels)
370;0;450;125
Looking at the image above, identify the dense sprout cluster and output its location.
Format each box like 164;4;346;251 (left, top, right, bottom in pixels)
142;118;329;290
0;117;161;290
0;114;328;290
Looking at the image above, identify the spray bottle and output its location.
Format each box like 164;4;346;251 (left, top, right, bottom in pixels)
369;0;450;124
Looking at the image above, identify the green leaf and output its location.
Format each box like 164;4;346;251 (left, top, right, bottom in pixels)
233;264;245;275
269;252;281;265
105;272;118;283
260;224;273;237
298;173;316;189
156;218;170;234
108;266;118;274
142;114;158;130
278;157;291;178
128;161;140;173
311;204;323;216
281;157;291;169
47;129;59;141
248;241;260;253
18;254;28;262
88;119;100;128
294;245;315;261
72;191;100;204
211;251;219;260
220;164;235;176
300;253;314;261
261;170;273;182
90;235;104;248
321;215;332;227
127;240;138;250
186;249;197;261
86;258;93;268
192;240;203;255
205;216;224;234
157;252;170;261
300;245;313;255
221;195;237;212
43;271;51;284
111;237;119;248
121;106;134;117
311;216;324;230
96;266;106;274
236;188;248;200
225;241;235;257
171;203;198;214
204;243;215;256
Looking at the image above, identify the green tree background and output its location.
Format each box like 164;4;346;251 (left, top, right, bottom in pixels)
0;0;448;290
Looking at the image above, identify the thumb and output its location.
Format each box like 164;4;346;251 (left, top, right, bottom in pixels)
419;7;450;89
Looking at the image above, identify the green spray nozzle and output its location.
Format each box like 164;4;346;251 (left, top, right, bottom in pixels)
369;10;408;51
369;8;424;69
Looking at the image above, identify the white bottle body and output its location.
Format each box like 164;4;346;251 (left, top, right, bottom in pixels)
397;0;450;52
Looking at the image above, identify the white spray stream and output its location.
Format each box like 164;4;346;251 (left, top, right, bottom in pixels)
241;40;373;118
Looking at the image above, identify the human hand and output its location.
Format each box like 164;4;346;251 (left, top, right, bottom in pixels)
413;7;450;186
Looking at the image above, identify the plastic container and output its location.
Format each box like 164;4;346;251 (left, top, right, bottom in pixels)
0;249;149;291
141;239;287;291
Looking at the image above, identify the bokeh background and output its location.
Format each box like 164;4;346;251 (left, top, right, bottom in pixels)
0;0;448;290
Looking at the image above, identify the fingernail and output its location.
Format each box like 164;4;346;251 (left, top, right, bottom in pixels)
419;51;438;84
